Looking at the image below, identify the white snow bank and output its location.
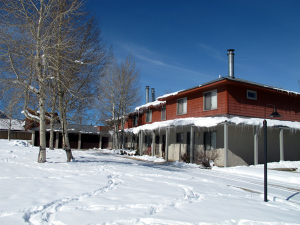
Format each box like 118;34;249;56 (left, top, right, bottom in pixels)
125;116;300;134
8;140;29;147
213;161;300;184
131;155;165;162
1;139;300;224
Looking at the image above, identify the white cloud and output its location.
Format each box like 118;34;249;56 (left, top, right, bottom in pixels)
198;43;226;62
115;41;212;78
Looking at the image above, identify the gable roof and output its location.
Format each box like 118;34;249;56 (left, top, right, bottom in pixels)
157;77;300;100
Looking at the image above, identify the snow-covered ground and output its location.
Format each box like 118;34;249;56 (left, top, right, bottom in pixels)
1;139;300;225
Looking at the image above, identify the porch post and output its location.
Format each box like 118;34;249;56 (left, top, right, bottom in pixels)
99;135;102;149
166;127;170;162
254;127;259;165
279;128;284;161
55;132;59;149
190;126;194;163
130;132;133;149
78;133;81;150
139;131;143;155
151;131;155;156
31;131;35;147
224;122;228;167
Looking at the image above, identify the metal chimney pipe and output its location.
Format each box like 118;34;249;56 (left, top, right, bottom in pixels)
151;88;155;102
145;86;149;103
227;49;235;78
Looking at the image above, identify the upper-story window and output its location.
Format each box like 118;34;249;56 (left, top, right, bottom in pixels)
177;97;187;115
204;89;217;111
161;106;166;121
146;110;152;123
247;90;257;100
133;116;137;126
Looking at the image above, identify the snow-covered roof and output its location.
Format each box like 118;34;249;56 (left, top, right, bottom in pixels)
125;116;300;134
0;119;25;130
135;100;166;112
156;90;182;100
156;77;300;101
30;124;105;134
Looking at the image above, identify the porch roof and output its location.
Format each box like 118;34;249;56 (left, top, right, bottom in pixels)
124;116;300;134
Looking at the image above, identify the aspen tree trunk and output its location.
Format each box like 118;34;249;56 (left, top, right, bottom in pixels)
36;1;47;163
49;103;55;150
56;3;73;162
8;116;12;141
38;86;47;163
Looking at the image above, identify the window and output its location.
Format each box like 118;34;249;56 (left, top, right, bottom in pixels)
146;110;152;123
161;107;166;121
204;131;217;150
204;90;217;111
145;135;151;147
176;132;184;143
133;116;137;126
177;97;187;115
247;90;257;100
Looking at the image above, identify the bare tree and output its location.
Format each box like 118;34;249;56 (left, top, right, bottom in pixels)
118;54;142;148
47;1;108;161
98;54;141;149
0;0;108;162
0;0;57;162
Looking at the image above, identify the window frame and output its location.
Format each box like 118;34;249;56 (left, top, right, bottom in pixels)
161;106;166;121
203;89;218;111
176;132;184;143
177;97;187;115
247;89;257;100
204;131;217;150
146;110;152;123
133;116;138;126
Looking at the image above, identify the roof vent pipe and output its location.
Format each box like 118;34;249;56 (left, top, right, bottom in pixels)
151;88;155;102
227;49;235;78
145;86;149;104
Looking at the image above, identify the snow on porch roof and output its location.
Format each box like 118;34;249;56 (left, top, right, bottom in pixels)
124;117;300;134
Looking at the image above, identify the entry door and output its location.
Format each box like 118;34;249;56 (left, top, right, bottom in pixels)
155;135;160;155
186;132;191;163
102;137;109;149
162;135;166;159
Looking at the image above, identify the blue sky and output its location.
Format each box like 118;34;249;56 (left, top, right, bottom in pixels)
86;0;300;102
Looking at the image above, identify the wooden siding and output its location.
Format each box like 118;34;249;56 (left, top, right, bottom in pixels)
227;81;300;121
125;78;300;128
166;83;228;120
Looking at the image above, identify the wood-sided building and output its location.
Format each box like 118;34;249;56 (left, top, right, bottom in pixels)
121;50;300;167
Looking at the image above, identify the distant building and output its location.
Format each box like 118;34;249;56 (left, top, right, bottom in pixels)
0;110;31;140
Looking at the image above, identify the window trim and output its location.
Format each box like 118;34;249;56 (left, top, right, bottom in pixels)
161;106;166;121
203;89;218;111
177;97;187;115
204;131;217;150
176;132;184;143
247;89;257;100
133;116;138;126
146;110;152;123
